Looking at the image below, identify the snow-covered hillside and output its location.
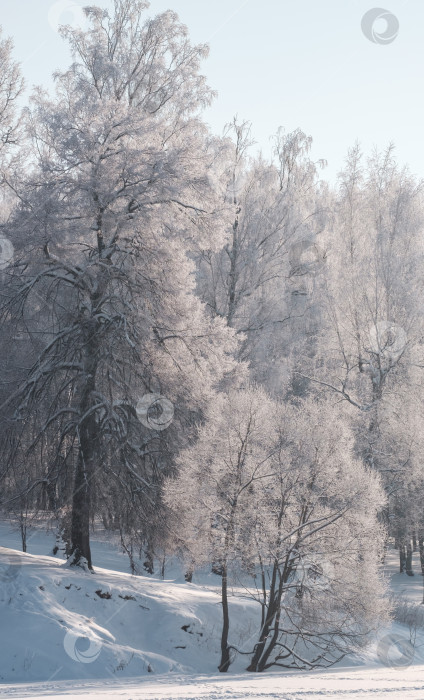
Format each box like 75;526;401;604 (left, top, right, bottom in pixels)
0;520;263;684
1;522;424;698
0;547;257;684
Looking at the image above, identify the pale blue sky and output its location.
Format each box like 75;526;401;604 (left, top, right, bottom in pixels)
0;0;422;183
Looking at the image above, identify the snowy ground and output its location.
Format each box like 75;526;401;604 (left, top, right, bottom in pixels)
1;520;424;699
3;668;424;700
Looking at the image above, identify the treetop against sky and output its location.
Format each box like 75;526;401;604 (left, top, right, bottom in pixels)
1;0;423;183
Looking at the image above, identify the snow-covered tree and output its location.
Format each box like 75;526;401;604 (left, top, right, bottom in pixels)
246;398;387;671
165;391;387;672
0;0;240;570
0;26;23;171
308;144;424;573
165;385;279;671
196;121;328;394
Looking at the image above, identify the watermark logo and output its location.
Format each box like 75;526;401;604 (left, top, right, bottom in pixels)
288;239;326;279
0;550;22;582
294;555;335;594
369;321;407;362
377;633;414;668
0;237;14;270
63;630;102;664
361;8;399;45
48;1;88;33
136;393;174;431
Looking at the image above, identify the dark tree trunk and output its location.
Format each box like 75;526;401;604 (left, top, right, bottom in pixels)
406;540;414;577
218;561;231;673
419;534;424;604
256;602;283;672
19;516;27;553
419;535;424;576
143;546;154;574
120;531;137;575
69;311;101;571
247;543;296;673
247;560;281;672
399;543;406;573
69;413;96;570
218;497;240;674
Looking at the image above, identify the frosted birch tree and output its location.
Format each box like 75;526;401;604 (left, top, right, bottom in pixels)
307;144;424;574
196;122;328;393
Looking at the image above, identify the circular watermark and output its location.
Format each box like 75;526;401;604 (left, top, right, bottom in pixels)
48;0;88;33
377;633;414;668
63;630;102;664
0;551;22;582
288;240;326;278
136;393;174;431
0;237;14;270
294;555;335;594
369;321;407;362
361;8;399;45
